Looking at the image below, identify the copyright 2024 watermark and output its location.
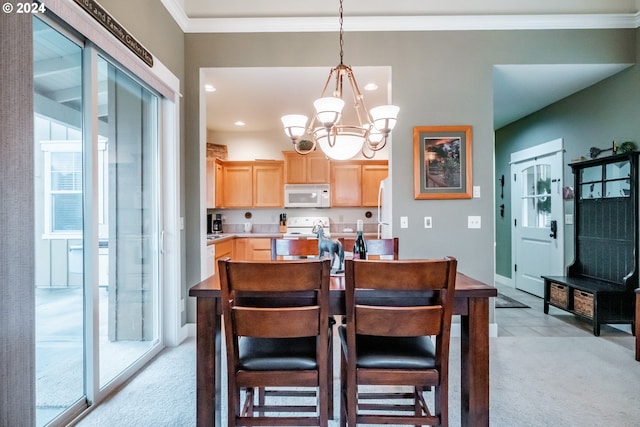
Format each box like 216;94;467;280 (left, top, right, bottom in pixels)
3;2;47;13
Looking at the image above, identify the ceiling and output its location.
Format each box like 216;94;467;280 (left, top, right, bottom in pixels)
182;0;638;133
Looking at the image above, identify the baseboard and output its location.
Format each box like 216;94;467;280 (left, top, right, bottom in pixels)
494;273;513;288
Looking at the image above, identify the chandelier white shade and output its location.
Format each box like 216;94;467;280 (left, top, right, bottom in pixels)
280;0;398;160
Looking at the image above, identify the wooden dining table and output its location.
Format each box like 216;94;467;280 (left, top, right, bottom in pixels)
189;270;497;427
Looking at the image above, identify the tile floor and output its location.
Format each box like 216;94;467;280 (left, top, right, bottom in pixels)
494;284;633;339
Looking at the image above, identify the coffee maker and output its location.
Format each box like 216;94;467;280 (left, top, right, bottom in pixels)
212;214;223;234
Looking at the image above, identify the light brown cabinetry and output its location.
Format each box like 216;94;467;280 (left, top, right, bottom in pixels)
206;158;216;209
233;237;272;260
219;161;284;208
331;160;388;207
214;238;233;278
283;151;330;184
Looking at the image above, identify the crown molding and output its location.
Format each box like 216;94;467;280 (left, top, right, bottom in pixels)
159;0;640;33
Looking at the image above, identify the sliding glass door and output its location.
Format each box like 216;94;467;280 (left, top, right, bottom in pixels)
34;16;162;426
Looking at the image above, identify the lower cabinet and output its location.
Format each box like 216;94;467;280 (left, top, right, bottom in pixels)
214;238;233;278
234;237;272;260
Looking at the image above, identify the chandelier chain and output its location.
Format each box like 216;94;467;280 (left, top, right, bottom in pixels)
339;0;344;65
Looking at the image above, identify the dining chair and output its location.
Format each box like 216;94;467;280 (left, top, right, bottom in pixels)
270;237;335;419
218;257;331;426
338;237;399;260
270;238;320;260
339;257;458;426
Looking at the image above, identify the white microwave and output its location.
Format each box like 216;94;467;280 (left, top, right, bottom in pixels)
284;184;331;208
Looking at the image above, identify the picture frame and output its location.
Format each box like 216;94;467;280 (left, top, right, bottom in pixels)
413;125;473;199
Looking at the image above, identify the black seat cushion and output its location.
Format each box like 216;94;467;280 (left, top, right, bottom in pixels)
338;325;436;369
238;337;317;371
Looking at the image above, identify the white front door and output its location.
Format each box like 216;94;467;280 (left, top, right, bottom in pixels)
511;139;565;297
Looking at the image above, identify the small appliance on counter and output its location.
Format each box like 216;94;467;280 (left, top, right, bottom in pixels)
207;213;213;234
212;214;223;234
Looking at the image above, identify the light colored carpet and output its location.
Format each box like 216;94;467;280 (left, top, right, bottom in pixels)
74;335;639;426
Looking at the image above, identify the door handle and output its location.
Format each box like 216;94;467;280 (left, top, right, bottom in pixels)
549;220;557;239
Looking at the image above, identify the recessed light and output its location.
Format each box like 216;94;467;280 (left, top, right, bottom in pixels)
234;121;246;126
364;83;378;91
205;84;216;92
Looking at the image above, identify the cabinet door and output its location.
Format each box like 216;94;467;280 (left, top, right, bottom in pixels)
253;163;284;207
215;160;224;208
331;163;362;206
306;154;330;183
362;163;388;206
234;238;248;260
223;164;253;207
248;238;272;260
214;239;234;277
206;158;216;208
284;152;307;183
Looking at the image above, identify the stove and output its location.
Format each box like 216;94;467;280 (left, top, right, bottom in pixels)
283;216;331;239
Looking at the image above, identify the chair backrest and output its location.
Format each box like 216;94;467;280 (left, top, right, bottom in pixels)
219;257;331;341
271;238;320;260
338;237;399;260
344;257;457;339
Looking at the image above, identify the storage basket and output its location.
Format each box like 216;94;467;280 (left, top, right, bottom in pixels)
549;283;568;308
573;289;594;318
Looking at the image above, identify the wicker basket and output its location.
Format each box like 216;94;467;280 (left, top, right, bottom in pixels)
550;283;568;308
573;290;594;318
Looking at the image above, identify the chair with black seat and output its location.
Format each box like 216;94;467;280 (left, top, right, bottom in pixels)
338;237;399;260
218;257;331;426
270;238;335;419
339;257;457;426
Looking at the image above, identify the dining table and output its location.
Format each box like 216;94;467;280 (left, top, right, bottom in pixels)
189;269;497;427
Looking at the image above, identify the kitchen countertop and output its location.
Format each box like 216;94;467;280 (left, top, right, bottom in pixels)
207;232;379;245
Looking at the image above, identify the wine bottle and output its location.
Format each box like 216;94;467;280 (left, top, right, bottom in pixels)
353;220;367;260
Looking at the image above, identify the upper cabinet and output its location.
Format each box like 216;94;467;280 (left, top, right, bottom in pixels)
219;160;284;208
206;157;224;209
331;160;388;207
283;150;330;184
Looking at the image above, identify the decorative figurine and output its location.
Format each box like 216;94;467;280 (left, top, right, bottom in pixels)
312;224;344;273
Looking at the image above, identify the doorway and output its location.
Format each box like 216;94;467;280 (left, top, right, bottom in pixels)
510;139;565;297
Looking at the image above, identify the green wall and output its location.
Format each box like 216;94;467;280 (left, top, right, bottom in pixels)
183;29;634;321
495;29;640;279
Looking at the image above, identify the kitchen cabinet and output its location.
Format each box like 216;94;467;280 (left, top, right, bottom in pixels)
283;151;330;184
233;237;272;260
331;160;388;207
206;157;224;208
253;163;284;207
206;158;215;209
362;163;389;206
222;163;253;207
213;238;233;278
220;161;284;208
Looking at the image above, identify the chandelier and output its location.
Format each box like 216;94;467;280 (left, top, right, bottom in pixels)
281;0;399;160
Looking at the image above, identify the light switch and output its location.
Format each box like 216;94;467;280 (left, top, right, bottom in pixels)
565;214;573;225
473;186;481;198
400;216;408;228
424;216;432;228
468;216;481;229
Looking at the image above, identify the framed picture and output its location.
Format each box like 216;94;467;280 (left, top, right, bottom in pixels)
413;125;472;199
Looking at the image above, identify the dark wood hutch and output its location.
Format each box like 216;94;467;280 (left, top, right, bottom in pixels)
543;151;638;336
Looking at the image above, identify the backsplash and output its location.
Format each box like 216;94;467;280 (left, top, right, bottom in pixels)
207;208;380;234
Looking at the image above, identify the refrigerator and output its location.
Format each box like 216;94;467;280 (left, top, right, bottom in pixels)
377;177;392;238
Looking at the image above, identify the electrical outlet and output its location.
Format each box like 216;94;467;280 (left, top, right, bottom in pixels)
473;186;481;198
400;216;408;228
468;216;481;229
424;216;432;228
